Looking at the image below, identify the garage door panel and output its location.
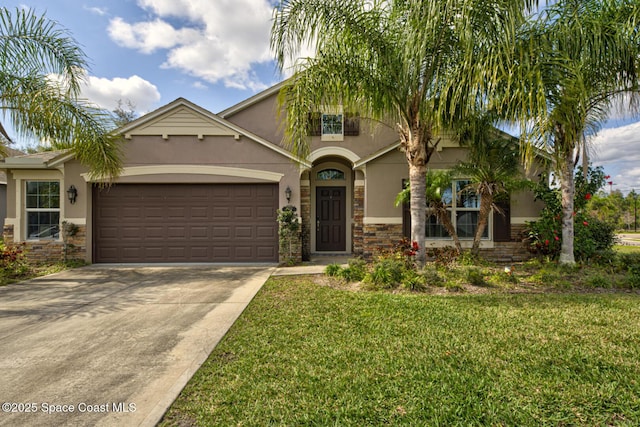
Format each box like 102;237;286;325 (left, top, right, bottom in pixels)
212;226;230;238
235;227;253;238
257;226;276;238
257;246;277;258
93;184;278;263
235;207;253;218
123;207;143;218
190;207;208;219
189;226;209;239
212;207;230;217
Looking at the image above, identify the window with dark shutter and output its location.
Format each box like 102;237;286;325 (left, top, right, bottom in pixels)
308;112;322;136
344;112;360;136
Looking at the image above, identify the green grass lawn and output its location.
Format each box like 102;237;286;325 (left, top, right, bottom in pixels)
615;245;640;254
160;276;640;426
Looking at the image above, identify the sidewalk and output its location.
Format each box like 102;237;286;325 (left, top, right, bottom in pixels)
272;255;351;276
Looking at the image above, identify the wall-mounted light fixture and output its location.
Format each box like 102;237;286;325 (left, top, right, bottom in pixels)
67;185;78;204
285;186;292;203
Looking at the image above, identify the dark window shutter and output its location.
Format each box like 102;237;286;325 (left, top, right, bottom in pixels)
308;112;321;136
344;112;360;136
493;197;511;242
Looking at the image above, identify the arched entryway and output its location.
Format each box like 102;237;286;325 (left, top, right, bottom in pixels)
308;157;353;255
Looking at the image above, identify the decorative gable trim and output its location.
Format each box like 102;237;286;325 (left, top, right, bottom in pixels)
117;97;305;165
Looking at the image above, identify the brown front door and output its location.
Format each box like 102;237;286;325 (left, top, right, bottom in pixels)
316;187;346;251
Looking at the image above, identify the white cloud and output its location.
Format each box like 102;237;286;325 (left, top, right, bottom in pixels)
80;75;161;113
85;6;108;16
108;17;200;54
590;121;640;194
107;0;275;90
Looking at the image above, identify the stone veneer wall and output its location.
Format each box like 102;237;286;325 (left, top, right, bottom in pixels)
300;183;311;261
479;242;531;262
480;223;531;262
362;224;404;259
352;183;364;255
362;222;532;262
278;229;302;265
3;224;87;263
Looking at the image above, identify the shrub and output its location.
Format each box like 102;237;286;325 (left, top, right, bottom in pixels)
617;253;640;271
627;265;640;289
425;247;459;266
0;243;29;281
402;269;427;291
364;258;405;289
585;275;611;289
422;267;445;287
324;263;342;277
339;258;367;282
466;267;489;287
526;165;616;262
618;253;640;288
277;206;300;265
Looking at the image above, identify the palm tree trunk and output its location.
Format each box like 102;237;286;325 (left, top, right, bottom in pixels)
559;151;576;265
437;206;462;253
409;162;427;265
471;196;492;256
402;118;438;267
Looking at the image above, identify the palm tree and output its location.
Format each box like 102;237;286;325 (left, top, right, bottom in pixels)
453;115;525;256
0;7;121;179
501;0;640;264
271;0;536;265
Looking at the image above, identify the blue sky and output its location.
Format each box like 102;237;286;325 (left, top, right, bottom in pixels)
4;0;640;195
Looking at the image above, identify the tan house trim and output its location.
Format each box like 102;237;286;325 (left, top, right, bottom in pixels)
308;147;360;164
81;165;284;183
363;217;403;225
512;216;540;224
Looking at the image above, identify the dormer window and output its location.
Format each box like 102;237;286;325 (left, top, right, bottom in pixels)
308;109;359;140
321;113;343;141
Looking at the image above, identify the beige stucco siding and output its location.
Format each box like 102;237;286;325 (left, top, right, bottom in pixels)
122;135;289;167
511;189;544;219
5;171;16;218
224;91;401;161
364;146;471;218
223;92;285;144
364;151;407;218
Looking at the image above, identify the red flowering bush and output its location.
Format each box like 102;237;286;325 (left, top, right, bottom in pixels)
0;243;29;280
526;166;616;262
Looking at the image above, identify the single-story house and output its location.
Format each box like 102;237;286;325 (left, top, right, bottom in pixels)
0;81;543;264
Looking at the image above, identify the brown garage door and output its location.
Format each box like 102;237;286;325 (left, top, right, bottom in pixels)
93;184;278;263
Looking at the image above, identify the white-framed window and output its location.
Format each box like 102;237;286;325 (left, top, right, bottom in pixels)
426;179;489;239
309;108;359;141
321;112;344;141
25;181;60;240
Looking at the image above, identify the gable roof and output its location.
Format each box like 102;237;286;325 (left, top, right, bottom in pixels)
118;97;306;165
0;150;70;170
218;81;286;119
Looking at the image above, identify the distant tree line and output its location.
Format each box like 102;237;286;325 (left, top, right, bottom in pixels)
588;189;639;232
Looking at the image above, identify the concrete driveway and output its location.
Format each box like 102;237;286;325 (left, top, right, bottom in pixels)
0;265;274;427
